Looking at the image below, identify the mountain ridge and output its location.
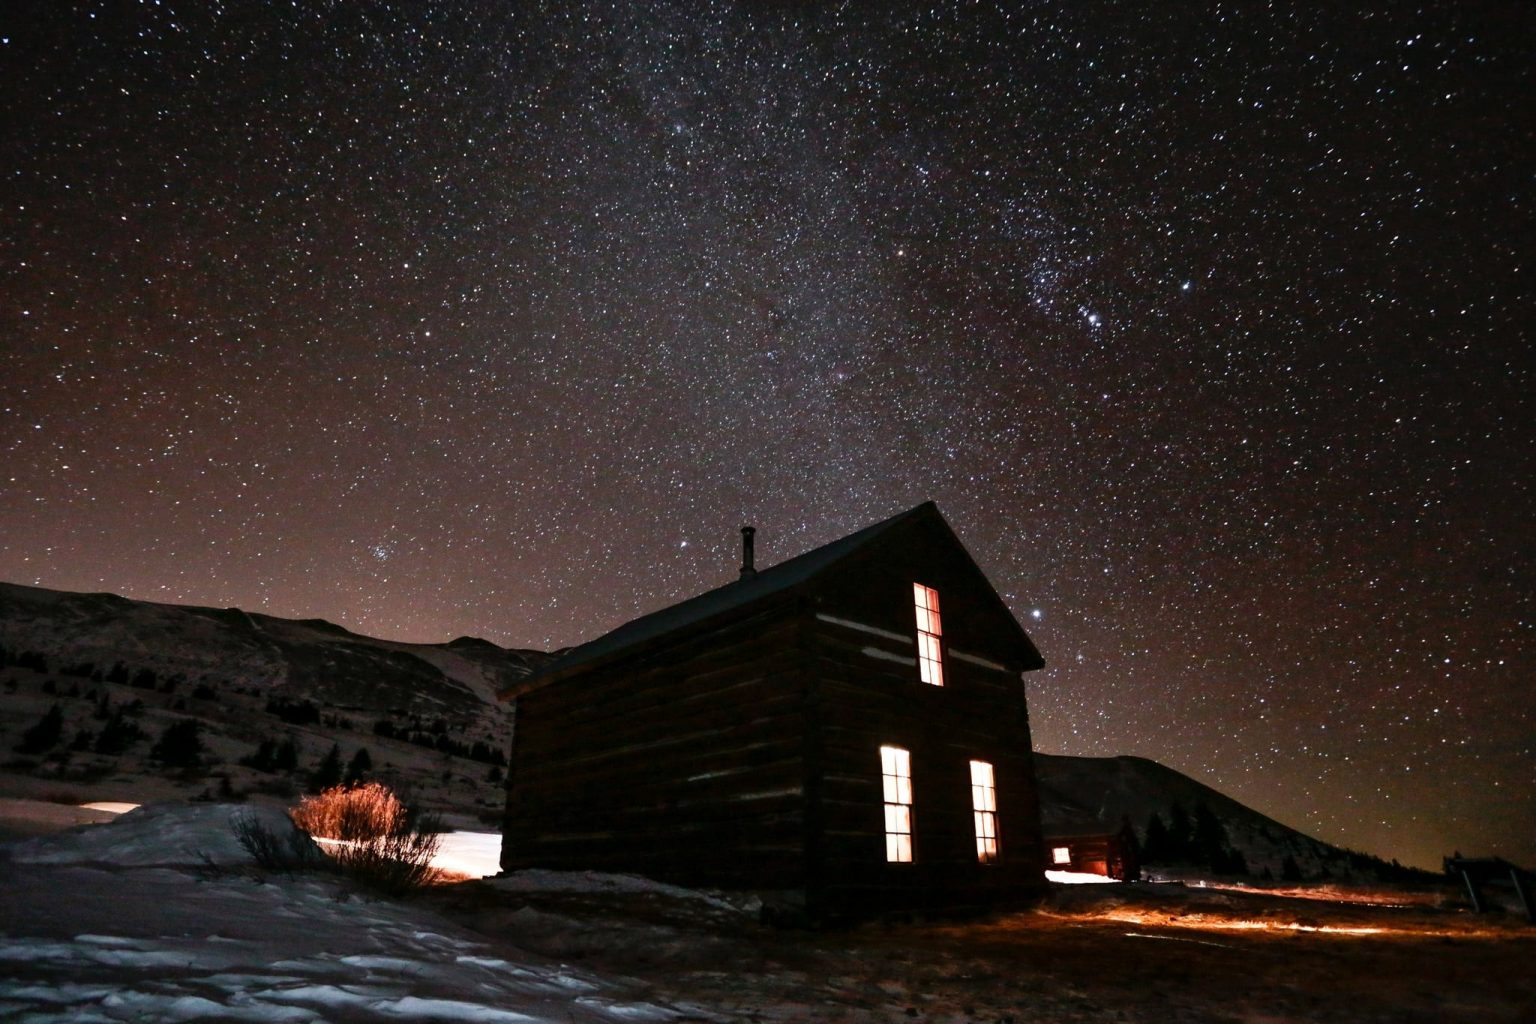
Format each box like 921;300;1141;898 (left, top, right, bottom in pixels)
1;581;1416;878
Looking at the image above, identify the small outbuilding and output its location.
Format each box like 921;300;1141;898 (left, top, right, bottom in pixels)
1042;818;1142;881
498;502;1049;920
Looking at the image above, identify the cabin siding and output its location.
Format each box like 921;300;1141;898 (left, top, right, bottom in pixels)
500;504;1047;918
502;604;810;890
804;608;1045;915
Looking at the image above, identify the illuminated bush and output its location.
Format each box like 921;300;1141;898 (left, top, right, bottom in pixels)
289;783;442;895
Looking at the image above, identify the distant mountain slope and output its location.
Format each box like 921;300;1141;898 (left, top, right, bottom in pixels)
0;581;544;728
0;581;551;821
1035;753;1408;882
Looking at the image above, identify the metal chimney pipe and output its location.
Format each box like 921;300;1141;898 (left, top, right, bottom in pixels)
739;526;757;580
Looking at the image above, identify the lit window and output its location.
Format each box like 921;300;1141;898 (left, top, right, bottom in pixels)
970;760;999;863
1052;846;1071;865
881;745;913;863
913;583;944;686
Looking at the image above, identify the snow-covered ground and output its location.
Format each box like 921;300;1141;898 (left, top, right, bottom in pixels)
0;803;700;1022
3;800;1533;1023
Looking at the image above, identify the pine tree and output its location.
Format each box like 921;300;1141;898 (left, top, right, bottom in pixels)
1281;854;1303;882
17;704;64;754
241;738;277;772
150;719;203;768
94;711;144;755
1192;802;1230;871
1165;801;1193;862
1143;811;1169;863
345;747;372;785
308;743;343;792
274;737;299;772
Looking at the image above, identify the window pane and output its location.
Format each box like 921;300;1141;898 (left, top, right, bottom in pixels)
970;761;999;862
881;745;914;863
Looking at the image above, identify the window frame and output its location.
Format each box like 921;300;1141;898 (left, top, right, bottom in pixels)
880;745;914;863
969;759;1000;864
912;582;945;686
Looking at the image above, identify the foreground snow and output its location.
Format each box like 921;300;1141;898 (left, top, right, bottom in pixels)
3;801;1532;1023
0;804;698;1022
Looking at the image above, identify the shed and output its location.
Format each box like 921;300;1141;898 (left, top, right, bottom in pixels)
1043;818;1142;881
499;502;1048;920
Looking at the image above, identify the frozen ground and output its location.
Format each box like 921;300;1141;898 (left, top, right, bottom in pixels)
2;801;1533;1023
0;803;698;1022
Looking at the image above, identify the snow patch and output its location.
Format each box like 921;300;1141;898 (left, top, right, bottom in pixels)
4;802;313;868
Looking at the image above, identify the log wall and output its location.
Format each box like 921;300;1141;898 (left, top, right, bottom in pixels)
501;603;811;891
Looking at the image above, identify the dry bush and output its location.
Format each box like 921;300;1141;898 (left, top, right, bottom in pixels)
288;783;443;896
231;811;322;873
291;781;401;841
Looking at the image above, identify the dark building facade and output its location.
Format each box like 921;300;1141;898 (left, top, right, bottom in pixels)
499;502;1048;919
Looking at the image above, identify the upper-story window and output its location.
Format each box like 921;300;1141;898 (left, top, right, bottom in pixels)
913;583;944;686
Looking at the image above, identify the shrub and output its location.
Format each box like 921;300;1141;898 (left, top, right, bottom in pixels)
232;811;322;873
289;783;442;896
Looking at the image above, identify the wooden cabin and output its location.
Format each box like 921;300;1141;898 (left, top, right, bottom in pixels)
499;502;1048;920
1042;818;1141;881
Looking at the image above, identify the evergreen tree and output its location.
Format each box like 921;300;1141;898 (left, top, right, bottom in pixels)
94;711;144;754
1143;811;1170;863
308;743;343;792
17;704;64;754
345;747;372;785
274;737;299;772
1192;802;1230;871
240;738;277;773
1280;854;1303;882
1165;801;1193;862
150;719;204;768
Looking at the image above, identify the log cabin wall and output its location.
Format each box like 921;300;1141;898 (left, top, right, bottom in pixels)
500;602;811;891
802;517;1046;916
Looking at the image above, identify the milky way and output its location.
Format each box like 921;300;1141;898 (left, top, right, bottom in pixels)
2;2;1530;869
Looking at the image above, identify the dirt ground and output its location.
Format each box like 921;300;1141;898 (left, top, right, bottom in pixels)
429;878;1536;1023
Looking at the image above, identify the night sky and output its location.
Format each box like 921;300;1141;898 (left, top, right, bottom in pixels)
2;2;1530;870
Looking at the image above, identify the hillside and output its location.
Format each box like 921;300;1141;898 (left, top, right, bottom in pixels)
0;581;546;821
1035;752;1423;882
0;580;1420;878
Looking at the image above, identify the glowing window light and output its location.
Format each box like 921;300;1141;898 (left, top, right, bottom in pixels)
970;760;999;863
913;583;944;686
1052;845;1072;865
880;745;913;863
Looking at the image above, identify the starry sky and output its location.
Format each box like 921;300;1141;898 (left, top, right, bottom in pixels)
2;2;1530;870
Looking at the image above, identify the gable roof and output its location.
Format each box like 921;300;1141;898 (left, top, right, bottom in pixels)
503;501;1038;697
